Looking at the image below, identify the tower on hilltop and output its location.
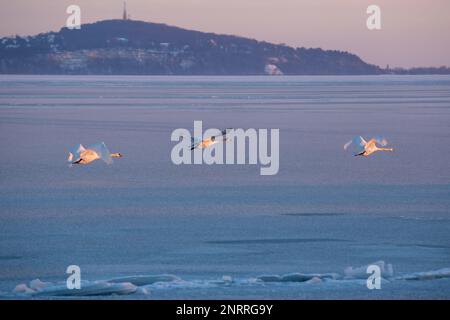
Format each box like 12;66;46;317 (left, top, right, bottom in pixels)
123;2;128;20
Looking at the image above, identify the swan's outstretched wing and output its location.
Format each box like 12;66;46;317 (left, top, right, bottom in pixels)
343;140;352;150
189;129;232;150
373;136;388;147
88;142;113;165
344;136;367;153
77;144;87;153
216;128;233;142
218;128;232;137
190;137;202;150
67;144;86;162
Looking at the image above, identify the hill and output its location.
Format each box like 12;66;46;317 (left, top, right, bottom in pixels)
0;19;392;75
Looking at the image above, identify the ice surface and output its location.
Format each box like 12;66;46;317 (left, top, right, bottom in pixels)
258;273;340;283
108;274;180;286
12;280;137;297
0;75;449;299
396;268;450;281
7;265;450;298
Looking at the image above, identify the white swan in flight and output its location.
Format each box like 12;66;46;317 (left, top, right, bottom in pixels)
189;128;231;151
67;142;122;166
344;136;394;157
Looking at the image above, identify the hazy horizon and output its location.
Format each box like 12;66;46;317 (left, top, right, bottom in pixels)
0;0;449;68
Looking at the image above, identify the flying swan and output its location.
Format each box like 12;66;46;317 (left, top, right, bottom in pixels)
67;142;122;166
344;136;394;157
189;128;231;151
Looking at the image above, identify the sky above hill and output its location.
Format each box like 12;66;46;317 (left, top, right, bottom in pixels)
0;0;449;68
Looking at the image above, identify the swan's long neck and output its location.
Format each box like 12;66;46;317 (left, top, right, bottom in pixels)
378;147;393;152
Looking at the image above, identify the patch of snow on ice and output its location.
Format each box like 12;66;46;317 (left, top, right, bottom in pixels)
264;64;283;75
344;261;394;279
108;274;180;286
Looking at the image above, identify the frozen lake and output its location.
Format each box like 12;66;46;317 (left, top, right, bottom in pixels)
0;75;449;299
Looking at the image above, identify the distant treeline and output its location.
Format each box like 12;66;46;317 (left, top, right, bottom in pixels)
388;66;450;75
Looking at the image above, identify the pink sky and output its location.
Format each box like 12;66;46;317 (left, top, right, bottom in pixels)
0;0;449;68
